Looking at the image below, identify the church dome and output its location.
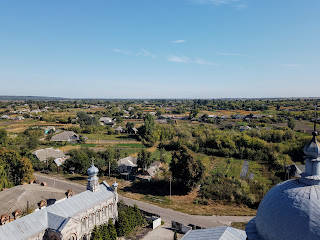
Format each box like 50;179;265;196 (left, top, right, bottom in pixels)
246;179;320;240
304;131;320;158
246;121;320;240
87;163;99;176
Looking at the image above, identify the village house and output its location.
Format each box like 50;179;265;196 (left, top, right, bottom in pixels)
128;127;138;135
99;117;115;126
0;115;11;120
239;126;252;132
114;126;125;133
33;148;69;166
136;161;162;181
13;116;24;121
50;131;80;143
117;156;138;174
41;126;56;134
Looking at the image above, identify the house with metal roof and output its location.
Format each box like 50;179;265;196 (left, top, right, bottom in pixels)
117;156;138;174
33;148;68;165
0;164;118;240
50;131;80;143
181;226;247;240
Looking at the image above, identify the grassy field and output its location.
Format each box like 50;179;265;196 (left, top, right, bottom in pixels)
211;158;244;178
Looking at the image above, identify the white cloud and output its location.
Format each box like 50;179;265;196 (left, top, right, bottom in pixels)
282;64;300;67
172;40;186;44
167;55;190;63
167;55;218;66
216;52;248;57
113;48;131;55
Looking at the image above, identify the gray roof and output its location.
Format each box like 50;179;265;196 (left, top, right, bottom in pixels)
33;147;66;162
246;179;320;240
117;156;137;167
50;131;79;142
99;117;113;123
182;226;247;240
0;184;66;216
0;182;115;240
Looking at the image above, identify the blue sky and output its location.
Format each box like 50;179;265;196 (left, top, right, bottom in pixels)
0;0;319;98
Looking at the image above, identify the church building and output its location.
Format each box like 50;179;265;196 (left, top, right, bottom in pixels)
0;163;118;240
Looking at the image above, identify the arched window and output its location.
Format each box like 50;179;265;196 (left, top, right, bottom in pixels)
102;206;107;219
81;217;87;231
95;210;100;223
89;213;95;226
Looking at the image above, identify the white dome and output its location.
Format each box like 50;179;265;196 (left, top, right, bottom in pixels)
87;163;99;176
246;179;320;240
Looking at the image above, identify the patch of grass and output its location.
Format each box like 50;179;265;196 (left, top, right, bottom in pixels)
231;222;248;230
71;143;97;147
144;195;170;205
211;158;243;178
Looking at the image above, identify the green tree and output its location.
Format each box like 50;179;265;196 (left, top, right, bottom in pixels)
0;165;12;190
90;225;102;240
170;146;204;190
137;149;152;170
0;129;7;145
116;211;130;236
139;113;156;144
126;122;134;133
288;117;296;130
108;218;117;240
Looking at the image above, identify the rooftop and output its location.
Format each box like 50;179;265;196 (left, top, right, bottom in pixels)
182;226;246;240
0;184;66;216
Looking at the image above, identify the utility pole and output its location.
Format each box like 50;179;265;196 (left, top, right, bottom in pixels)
169;177;172;201
109;160;111;178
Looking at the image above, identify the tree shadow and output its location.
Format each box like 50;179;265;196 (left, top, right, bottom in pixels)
122;180;187;196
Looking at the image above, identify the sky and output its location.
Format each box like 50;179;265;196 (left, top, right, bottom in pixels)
0;0;319;99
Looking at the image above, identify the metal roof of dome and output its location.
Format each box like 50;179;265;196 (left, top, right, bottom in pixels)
246;179;320;240
87;163;99;176
303;131;320;158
